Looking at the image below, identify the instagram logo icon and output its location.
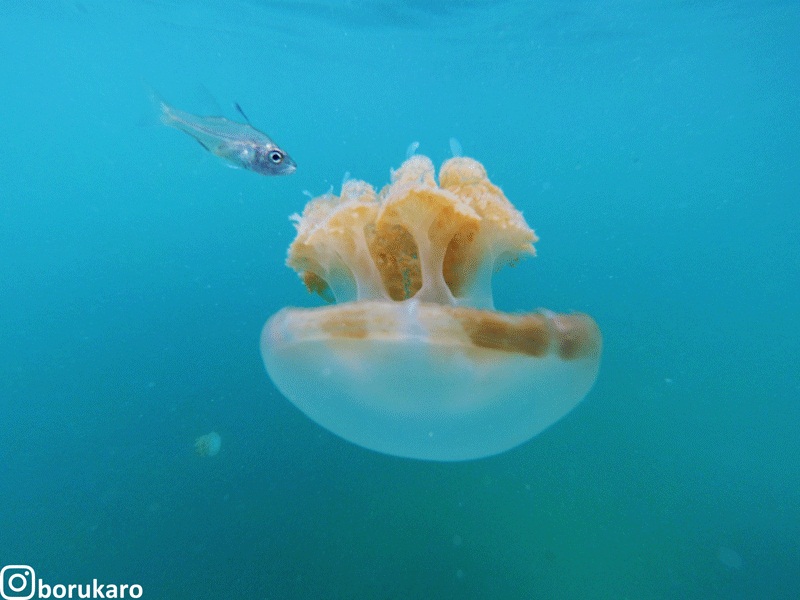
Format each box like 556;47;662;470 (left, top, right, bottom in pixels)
0;566;35;600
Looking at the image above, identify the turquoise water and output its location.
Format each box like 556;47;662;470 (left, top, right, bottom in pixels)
1;1;798;598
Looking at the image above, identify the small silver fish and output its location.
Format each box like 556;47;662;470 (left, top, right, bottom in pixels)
158;98;296;176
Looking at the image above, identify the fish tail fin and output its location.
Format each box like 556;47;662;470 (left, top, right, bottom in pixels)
155;95;176;126
141;79;176;125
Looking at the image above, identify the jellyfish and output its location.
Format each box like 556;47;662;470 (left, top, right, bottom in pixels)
261;155;601;461
194;431;221;457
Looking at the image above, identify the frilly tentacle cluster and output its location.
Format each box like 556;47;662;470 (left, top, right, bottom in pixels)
287;156;537;309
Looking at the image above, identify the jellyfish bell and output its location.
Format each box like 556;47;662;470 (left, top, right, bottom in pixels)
264;302;600;461
194;431;221;457
261;155;602;461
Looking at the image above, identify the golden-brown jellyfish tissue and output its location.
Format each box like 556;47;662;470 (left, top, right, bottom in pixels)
261;155;601;461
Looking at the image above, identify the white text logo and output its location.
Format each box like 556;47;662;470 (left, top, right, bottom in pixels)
0;566;142;600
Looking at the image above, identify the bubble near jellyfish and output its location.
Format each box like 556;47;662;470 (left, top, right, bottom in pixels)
261;155;602;461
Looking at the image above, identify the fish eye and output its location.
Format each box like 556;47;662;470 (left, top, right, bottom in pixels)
268;150;283;164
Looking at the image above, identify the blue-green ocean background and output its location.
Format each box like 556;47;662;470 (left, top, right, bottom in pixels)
1;1;798;598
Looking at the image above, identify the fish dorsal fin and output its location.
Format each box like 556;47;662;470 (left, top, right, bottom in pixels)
234;102;252;124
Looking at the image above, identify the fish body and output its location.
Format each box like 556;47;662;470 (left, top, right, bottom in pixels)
159;100;296;176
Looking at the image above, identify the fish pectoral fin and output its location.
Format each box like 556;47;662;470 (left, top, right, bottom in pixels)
195;139;211;151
